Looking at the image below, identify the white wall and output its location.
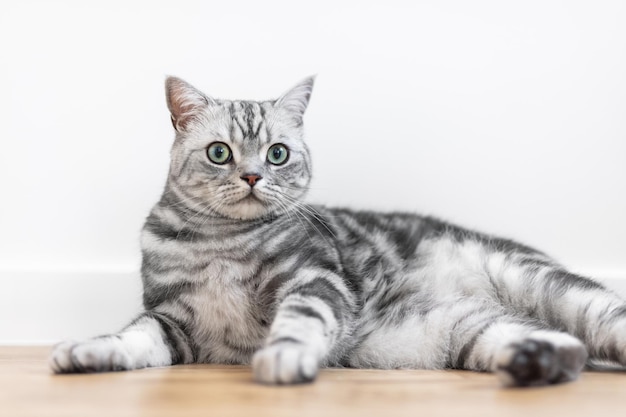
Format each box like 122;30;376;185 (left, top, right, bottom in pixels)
1;0;625;343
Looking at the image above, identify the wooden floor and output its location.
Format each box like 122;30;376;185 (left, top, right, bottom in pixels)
2;347;626;417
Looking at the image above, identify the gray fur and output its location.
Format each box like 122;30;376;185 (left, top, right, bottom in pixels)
50;77;626;387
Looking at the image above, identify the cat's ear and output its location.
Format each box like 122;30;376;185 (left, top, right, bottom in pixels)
275;76;316;122
165;76;214;132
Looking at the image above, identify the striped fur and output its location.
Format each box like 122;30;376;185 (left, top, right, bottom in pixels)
50;77;626;387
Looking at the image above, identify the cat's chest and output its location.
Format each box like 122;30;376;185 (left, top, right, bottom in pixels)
186;255;268;363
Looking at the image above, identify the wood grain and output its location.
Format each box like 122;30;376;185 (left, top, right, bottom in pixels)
2;346;626;417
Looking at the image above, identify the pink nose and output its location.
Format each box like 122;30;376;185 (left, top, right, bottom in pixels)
240;174;262;187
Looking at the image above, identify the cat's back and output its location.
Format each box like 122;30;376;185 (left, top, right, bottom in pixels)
322;206;546;279
321;207;432;273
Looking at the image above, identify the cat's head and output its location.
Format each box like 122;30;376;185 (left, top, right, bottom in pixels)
164;76;314;220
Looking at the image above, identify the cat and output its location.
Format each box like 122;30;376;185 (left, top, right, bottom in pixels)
50;76;626;387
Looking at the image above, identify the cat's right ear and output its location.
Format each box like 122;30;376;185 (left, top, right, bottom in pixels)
165;76;213;132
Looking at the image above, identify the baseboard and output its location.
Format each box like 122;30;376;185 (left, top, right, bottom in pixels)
1;268;625;345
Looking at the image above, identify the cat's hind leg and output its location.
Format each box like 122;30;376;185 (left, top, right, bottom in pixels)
425;236;625;373
50;311;194;373
449;310;587;386
483;256;626;367
352;293;586;386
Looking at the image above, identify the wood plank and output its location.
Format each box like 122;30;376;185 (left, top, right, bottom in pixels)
1;346;626;417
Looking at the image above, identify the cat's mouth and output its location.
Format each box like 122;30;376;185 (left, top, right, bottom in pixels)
239;190;265;204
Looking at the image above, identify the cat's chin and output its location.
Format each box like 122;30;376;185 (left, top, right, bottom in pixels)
223;199;275;221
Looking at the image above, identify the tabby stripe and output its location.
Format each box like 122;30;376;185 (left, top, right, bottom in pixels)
233;116;246;140
244;102;256;139
269;336;303;346
454;318;498;369
284;304;327;325
281;267;354;306
143;281;198;310
286;277;349;321
543;270;605;294
146;312;195;364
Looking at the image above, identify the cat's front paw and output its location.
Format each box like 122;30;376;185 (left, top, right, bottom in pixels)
49;338;132;374
252;342;319;385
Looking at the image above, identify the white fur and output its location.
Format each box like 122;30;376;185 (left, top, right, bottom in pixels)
252;343;318;384
50;317;171;373
189;268;267;364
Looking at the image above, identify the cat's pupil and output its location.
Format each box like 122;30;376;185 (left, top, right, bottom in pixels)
273;148;282;159
214;147;224;158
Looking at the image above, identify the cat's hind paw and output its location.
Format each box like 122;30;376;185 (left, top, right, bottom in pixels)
495;332;587;387
49;338;132;374
252;342;319;385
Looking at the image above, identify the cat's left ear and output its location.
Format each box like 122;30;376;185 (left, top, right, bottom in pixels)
275;76;316;122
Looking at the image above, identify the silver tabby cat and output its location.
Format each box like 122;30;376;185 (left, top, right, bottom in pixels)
50;76;626;386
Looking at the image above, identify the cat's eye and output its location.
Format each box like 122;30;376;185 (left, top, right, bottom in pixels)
207;142;232;165
267;144;289;165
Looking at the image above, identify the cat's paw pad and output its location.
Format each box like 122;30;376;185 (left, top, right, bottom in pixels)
49;338;132;374
495;336;586;387
252;342;318;385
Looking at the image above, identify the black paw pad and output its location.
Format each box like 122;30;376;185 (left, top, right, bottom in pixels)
499;340;559;386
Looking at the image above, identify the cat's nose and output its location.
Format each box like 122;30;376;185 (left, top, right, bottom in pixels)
240;173;262;187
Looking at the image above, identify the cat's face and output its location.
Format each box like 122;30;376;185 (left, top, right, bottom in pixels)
165;77;314;220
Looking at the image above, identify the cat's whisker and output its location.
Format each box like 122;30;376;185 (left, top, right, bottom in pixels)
172;185;229;241
275;192;337;239
257;184;338;243
278;199;333;245
175;199;215;242
258;188;317;243
163;185;214;214
272;196;314;243
189;198;226;240
165;194;206;212
278;183;328;191
264;184;340;220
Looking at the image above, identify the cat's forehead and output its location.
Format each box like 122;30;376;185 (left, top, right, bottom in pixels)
210;99;274;145
190;98;302;151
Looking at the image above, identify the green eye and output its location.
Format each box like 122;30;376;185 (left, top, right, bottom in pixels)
267;144;289;165
207;142;232;164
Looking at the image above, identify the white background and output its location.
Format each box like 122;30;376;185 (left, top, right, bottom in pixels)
1;0;625;343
